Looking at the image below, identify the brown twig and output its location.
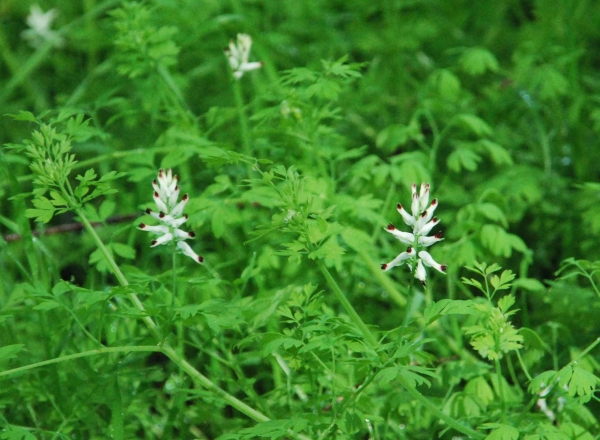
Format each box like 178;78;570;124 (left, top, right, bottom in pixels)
3;214;137;243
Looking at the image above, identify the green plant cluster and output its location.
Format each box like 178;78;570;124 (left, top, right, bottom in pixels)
1;0;600;439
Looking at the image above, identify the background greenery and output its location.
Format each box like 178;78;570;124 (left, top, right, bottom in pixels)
1;0;600;438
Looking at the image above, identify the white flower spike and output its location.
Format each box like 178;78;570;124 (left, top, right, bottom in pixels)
382;183;446;286
21;5;63;49
224;33;263;80
139;169;203;264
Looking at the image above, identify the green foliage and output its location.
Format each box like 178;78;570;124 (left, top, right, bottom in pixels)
1;0;600;438
110;2;180;78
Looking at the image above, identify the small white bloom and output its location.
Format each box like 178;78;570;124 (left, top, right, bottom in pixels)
224;33;263;80
139;169;203;264
21;5;63;49
382;183;446;286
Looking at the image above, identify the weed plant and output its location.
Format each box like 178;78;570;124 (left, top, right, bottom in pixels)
1;0;600;439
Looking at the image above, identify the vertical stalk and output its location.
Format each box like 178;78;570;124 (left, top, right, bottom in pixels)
74;208;277;425
316;260;378;349
171;239;177;306
232;78;252;158
495;357;507;423
315;257;485;439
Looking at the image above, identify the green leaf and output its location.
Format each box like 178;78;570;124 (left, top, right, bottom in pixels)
376;367;399;385
480;224;512;258
52;281;72;297
25;208;55;223
497;294;516;313
479;140;513;166
308;236;345;262
77;168;98;183
6;110;38;123
528;370;557;394
261;337;303;356
0;425;37;440
448;145;481;172
465;376;494;406
33;300;61;311
537;65;568;100
0;344;25;363
491;270;516;291
431;69;461;100
477;203;508;227
456;114;493;137
567;367;599;401
89;247;113;273
99;200;116;220
49;190;69;207
483;423;519;440
398;368;431;388
112;243;136;260
423;299;475;324
460;47;499;75
514;278;545;292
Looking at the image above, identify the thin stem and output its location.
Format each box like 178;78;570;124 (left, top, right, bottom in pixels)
495;357;507;423
0;346;163;378
566;337;600;368
316;260;378;350
74;208;283;429
515;350;533;382
156;64;194;125
77;208;161;339
171;240;177;306
359;250;407;307
232;77;252;159
402;273;417;328
160;345;269;423
316;254;483;440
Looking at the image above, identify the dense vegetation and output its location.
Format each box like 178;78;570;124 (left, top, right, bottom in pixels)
1;0;600;438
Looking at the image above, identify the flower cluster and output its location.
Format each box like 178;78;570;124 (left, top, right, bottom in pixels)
21;5;63;49
224;33;263;80
139;169;203;264
382;183;446;285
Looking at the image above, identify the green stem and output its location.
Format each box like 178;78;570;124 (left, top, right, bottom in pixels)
171;239;177;306
515;350;533;382
232;77;252;158
566;336;600;368
316;260;378;349
396;374;485;439
0;346;163;378
316;257;483;440
75;208;281;428
402;272;417;328
160;345;269;423
495;357;507;423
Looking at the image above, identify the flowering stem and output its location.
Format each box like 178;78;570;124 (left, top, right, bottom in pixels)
401;273;419;328
171;239;177;306
232;77;252;159
316;260;484;439
75;208;278;425
76;208;161;337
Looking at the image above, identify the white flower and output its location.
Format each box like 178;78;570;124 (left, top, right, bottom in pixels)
382;183;446;285
224;33;263;80
21;5;63;49
139;169;203;264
